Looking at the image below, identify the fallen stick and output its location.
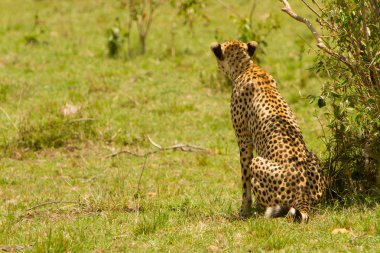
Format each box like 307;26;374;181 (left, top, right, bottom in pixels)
105;136;210;158
105;136;211;196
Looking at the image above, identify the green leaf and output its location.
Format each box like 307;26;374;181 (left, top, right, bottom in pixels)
318;96;326;108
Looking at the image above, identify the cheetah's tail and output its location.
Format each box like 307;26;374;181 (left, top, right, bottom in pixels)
264;205;300;218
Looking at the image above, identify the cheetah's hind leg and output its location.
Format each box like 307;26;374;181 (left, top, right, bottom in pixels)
250;156;309;223
265;205;291;218
288;207;309;223
265;205;305;223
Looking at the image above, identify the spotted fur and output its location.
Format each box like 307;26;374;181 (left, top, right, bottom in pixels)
210;40;325;222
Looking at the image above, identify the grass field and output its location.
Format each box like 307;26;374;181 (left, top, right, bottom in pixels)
0;0;379;252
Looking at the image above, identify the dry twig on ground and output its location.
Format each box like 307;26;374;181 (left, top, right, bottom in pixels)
106;136;210;196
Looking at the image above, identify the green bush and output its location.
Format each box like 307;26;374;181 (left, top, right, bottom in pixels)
1;106;97;156
292;0;380;200
16;116;96;151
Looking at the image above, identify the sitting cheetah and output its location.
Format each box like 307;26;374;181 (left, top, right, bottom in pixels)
210;40;325;222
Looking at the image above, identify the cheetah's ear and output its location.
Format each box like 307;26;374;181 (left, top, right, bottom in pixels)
210;42;224;61
247;41;258;57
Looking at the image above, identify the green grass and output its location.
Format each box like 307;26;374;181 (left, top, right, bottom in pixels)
0;0;378;252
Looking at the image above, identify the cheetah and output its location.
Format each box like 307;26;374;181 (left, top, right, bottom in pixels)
210;40;325;222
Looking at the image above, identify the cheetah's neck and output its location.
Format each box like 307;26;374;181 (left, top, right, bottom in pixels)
233;64;277;90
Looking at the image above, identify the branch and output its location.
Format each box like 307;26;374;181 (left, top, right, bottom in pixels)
301;0;338;33
311;0;323;12
148;135;162;149
361;0;380;88
69;118;96;123
215;0;244;19
369;0;380;16
280;0;354;70
0;106;18;130
105;136;211;197
106;149;150;158
301;0;321;18
106;136;210;158
135;155;149;197
248;0;257;27
281;0;322;45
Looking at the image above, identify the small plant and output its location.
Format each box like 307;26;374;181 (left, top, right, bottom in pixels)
107;26;123;58
2;104;97;156
23;14;46;45
107;1;160;57
24;33;40;45
218;1;280;63
129;0;160;55
133;210;169;236
235;14;280;63
16;116;96;151
171;0;209;34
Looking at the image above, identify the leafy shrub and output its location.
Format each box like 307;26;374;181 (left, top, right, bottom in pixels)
234;12;280;63
218;1;280;63
16;116;96;151
1;105;96;156
237;3;280;63
106;1;160;58
318;0;379;199
282;0;380;200
128;0;160;55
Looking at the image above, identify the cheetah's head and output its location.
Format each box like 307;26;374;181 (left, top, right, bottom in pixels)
210;40;257;80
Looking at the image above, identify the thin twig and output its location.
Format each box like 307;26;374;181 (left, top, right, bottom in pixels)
69;118;96;123
301;0;321;18
314;110;328;146
26;201;79;212
369;51;380;67
316;17;339;33
135;155;149;197
165;143;210;152
281;0;323;45
215;0;244;19
148;135;162;149
0;106;18;130
105;149;148;158
113;234;130;240
361;0;380;88
248;0;257;27
312;0;323;12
